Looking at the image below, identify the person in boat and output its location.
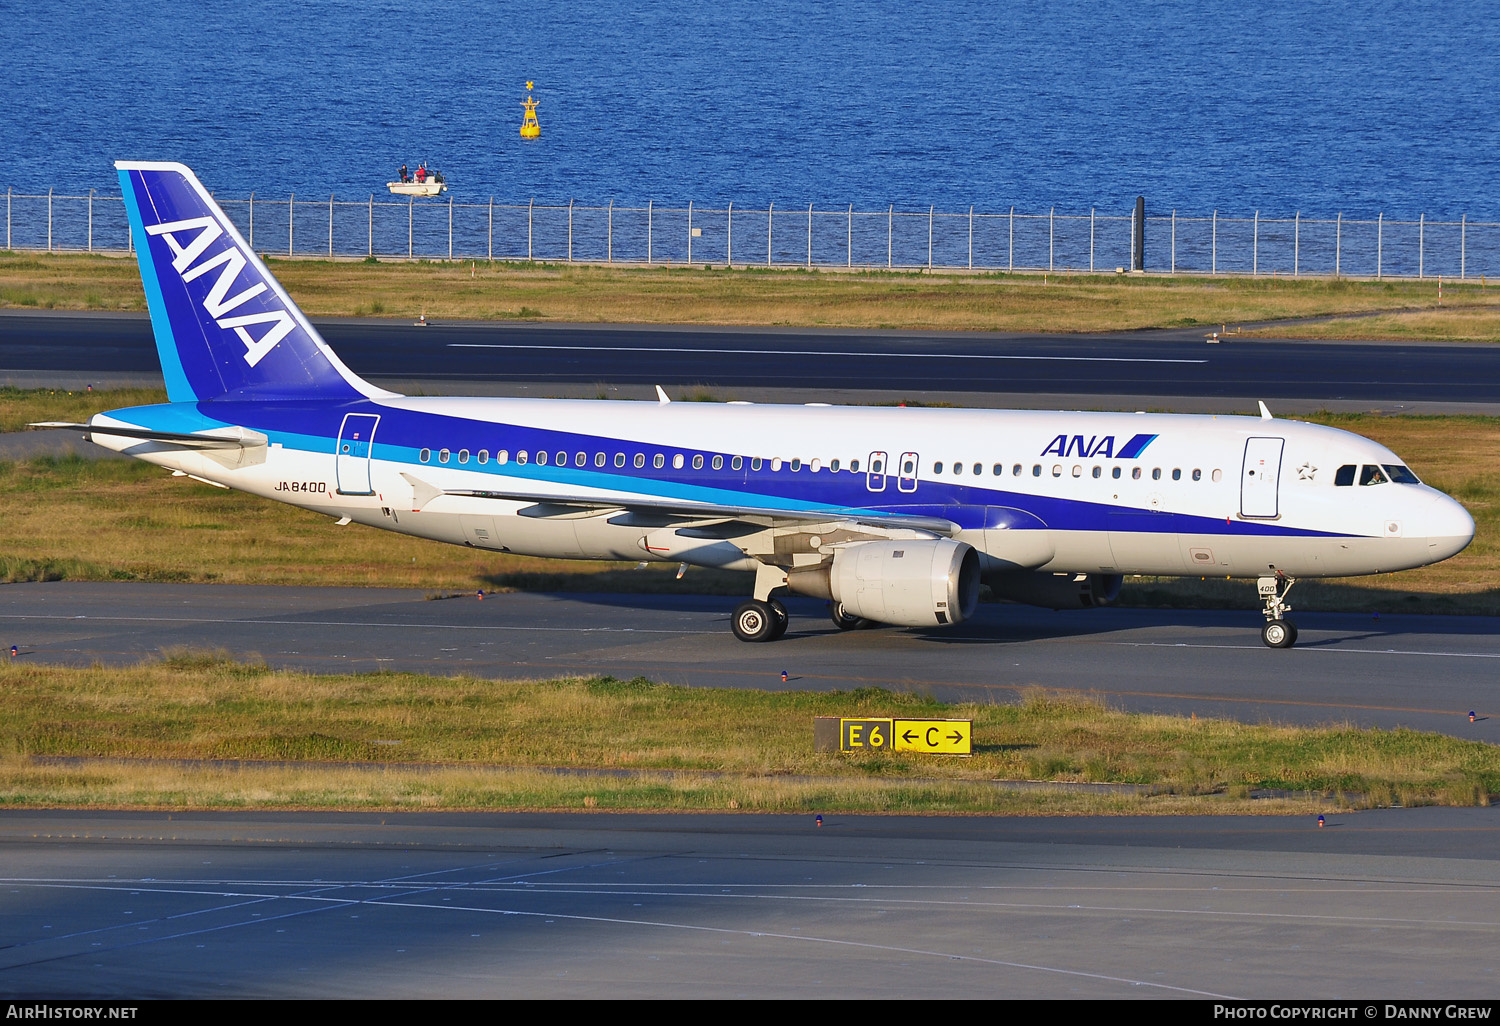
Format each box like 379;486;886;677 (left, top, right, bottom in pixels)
416;164;427;184
399;163;409;183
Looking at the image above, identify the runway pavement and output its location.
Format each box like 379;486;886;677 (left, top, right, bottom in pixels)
4;808;1500;999
5;310;1500;414
3;582;1497;738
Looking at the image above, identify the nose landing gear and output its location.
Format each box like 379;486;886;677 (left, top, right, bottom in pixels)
1258;573;1298;648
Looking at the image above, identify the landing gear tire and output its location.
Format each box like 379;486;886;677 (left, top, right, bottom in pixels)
768;598;789;640
732;600;779;642
829;602;862;631
1261;618;1298;649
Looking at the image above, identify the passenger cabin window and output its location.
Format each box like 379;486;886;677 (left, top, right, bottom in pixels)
575;452;585;467
556;451;567;466
790;458;801;472
497;450;509;465
673;454;684;469
1172;468;1181;481
829;458;840;472
850;459;859;472
1032;465;1041;477
712;455;723;470
1092;466;1102;479
752;458;763;471
733;456;744;470
439;448;450;464
1111;467;1121;479
935;461;945;475
615;453;626;467
517;451;528;464
1013;464;1022;476
595;452;606;467
973;463;982;476
1152;468;1161;481
477;450;488;464
536;451;547;465
458;449;469;464
419;448;431;463
995;463;1005;476
1132;467;1142;480
692;455;704;470
653;454;665;469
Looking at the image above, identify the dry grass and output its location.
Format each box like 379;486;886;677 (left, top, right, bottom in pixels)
1;657;1494;812
5;251;1500;336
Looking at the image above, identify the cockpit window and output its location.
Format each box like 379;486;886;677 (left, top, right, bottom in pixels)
1360;464;1387;486
1334;464;1356;487
1384;464;1421;484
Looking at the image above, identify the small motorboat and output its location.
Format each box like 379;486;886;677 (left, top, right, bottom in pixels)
388;165;447;196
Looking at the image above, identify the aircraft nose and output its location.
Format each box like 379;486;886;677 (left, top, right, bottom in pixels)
1423;492;1475;563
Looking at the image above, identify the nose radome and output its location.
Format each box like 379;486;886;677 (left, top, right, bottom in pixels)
1424;492;1475;563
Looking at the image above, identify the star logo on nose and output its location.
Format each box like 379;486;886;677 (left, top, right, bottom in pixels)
1296;462;1317;481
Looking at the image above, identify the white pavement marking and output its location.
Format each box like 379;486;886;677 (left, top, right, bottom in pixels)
447;343;1208;364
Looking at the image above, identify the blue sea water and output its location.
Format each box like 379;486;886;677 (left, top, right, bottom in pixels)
4;0;1499;218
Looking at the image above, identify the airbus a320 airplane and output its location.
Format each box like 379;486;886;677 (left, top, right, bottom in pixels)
38;162;1475;648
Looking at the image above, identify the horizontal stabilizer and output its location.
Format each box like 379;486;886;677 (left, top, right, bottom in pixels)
29;421;268;450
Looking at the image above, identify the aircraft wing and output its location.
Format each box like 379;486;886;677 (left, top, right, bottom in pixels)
401;474;959;536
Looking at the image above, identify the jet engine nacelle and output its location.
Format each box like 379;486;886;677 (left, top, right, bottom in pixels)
790;538;981;627
987;571;1124;610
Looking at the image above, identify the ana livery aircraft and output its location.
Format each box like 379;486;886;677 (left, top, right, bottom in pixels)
38;162;1475;648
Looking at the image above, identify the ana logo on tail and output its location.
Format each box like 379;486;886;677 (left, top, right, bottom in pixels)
144;215;295;368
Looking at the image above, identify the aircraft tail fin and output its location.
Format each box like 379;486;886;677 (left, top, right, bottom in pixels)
115;161;395;403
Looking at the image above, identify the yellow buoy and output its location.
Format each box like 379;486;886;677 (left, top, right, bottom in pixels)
520;81;540;139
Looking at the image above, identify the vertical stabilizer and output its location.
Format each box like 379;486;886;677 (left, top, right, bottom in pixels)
115;161;395;403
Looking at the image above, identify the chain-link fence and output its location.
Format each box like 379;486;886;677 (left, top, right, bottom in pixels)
6;187;1499;280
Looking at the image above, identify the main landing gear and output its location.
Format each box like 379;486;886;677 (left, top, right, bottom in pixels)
732;598;788;642
1258;573;1298;649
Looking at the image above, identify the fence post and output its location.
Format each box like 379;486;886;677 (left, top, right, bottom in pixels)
607;199;613;263
1170;210;1175;274
288;193;294;256
48;187;53;252
1090;207;1095;272
688;200;693;264
767;202;773;266
1294;211;1299;276
648;200;653;264
1461;214;1466;279
1049;207;1054;272
408;196;413;258
1418;213;1424;278
1335;213;1341;276
488;197;493;261
88;189;94;252
448;196;453;260
368;194;373;256
528;197;534;261
727;200;733;266
1008;206;1014;271
848;204;853;268
568;199;574;262
808;202;814;268
249;192;254;249
968;205;973;270
1377;213;1382;278
330;193;335;257
1252;210;1258;276
1212;210;1217;274
887;205;892;269
5;187;9;251
927;205;933;270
